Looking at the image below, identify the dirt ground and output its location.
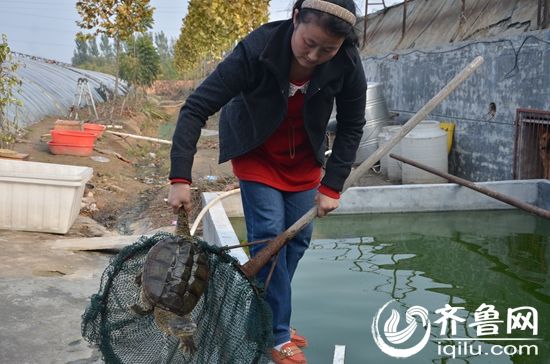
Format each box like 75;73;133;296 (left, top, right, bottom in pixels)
0;91;389;363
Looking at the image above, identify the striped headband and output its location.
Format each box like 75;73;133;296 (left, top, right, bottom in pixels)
301;0;357;25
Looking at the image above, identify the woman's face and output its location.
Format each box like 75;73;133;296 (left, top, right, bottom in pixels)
291;10;345;70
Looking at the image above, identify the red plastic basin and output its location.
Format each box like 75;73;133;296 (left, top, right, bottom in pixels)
83;123;107;138
48;141;94;157
50;130;96;146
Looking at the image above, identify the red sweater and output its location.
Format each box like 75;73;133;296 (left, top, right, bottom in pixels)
231;82;339;199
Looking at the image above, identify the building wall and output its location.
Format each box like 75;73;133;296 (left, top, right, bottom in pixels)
362;30;550;181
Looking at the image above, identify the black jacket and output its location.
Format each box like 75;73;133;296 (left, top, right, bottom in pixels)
170;20;367;192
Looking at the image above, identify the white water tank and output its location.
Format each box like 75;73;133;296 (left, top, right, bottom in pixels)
401;120;448;184
377;126;395;178
382;126;402;182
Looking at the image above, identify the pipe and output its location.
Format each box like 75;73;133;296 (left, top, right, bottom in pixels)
390;153;550;220
190;189;241;236
106;130;172;144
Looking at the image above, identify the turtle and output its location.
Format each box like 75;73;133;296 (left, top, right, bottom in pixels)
131;235;209;354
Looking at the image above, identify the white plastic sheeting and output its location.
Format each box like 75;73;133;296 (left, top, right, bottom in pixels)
4;53;127;127
361;0;538;56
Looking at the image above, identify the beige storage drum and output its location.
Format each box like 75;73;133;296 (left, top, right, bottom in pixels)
384;126;402;182
378;125;397;178
377;128;388;177
401;120;448;184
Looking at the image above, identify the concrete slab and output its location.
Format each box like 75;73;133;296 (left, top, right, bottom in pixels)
0;218;113;363
0;276;105;364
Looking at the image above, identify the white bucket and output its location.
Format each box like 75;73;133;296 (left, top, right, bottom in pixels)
401;120;448;184
383;126;402;182
377;125;396;178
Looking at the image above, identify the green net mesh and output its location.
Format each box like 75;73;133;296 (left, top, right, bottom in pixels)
82;232;273;363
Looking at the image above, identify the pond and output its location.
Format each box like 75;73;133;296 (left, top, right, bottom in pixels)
231;210;550;363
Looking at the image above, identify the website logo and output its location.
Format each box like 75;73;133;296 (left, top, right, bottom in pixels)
372;300;540;359
371;300;431;358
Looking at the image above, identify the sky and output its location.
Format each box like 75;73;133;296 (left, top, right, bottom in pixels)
0;0;401;64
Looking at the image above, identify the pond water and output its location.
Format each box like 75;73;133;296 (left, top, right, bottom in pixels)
231;210;550;363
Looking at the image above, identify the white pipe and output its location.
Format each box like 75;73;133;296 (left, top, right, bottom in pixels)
106;130;172;144
333;345;346;364
190;188;241;236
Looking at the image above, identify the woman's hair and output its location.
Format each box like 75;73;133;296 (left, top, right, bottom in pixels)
293;0;359;48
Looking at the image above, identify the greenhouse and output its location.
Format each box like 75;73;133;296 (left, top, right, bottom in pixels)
5;53;126;127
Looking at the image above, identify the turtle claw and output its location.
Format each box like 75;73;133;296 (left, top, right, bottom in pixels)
129;288;154;315
168;315;197;354
178;337;196;355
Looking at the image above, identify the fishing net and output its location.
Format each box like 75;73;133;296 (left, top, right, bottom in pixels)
82;232;273;363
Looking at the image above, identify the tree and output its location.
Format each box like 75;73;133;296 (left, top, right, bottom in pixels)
99;34;114;60
72;36;117;76
120;34;160;88
0;34;22;149
154;31;171;61
72;38;90;65
154;31;177;79
174;0;269;75
88;37;100;58
76;0;155;100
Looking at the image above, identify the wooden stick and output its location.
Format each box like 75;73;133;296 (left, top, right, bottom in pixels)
51;235;145;251
240;56;485;278
220;238;271;251
264;251;280;291
93;147;132;164
106;130;172;145
390;153;550;220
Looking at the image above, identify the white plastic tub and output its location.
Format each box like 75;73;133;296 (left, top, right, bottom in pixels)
0;160;93;234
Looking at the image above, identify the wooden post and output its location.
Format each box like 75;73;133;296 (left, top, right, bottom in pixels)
544;0;550;28
538;0;543;29
538;0;550;29
402;0;408;39
362;1;368;49
362;1;387;50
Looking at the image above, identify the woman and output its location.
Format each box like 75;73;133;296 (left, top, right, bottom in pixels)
168;1;366;362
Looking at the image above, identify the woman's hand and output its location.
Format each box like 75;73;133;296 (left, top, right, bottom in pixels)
315;192;339;217
167;183;192;214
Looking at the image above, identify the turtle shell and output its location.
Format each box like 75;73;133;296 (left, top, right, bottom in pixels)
141;236;209;316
